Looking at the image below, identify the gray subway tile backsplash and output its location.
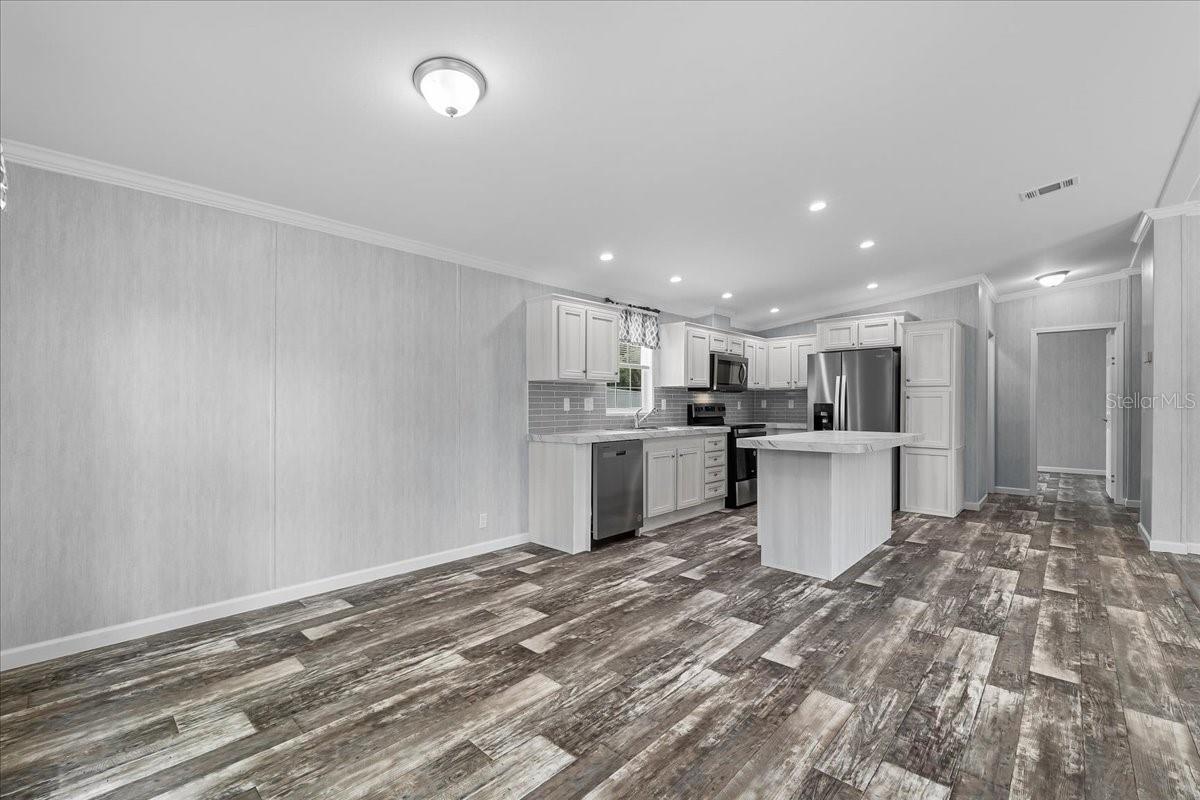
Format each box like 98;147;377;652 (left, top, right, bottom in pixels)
528;382;807;434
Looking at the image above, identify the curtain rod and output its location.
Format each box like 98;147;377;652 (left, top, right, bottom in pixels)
604;297;661;315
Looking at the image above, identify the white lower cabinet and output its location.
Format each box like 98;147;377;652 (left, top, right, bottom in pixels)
645;450;678;517
645;436;722;518
676;445;703;509
902;446;964;517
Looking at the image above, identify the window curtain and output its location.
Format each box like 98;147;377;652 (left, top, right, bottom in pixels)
619;308;660;349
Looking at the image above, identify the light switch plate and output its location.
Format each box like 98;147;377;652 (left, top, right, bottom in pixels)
478;513;487;528
761;400;767;409
737;401;742;409
563;397;570;411
660;398;667;410
788;400;795;409
583;397;594;411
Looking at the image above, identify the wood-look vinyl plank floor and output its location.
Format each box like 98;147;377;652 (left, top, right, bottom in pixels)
2;473;1197;799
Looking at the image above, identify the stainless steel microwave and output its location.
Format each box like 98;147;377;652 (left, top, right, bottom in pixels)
706;352;748;392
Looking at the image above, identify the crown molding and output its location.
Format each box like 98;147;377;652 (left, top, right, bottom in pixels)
0;139;555;286
995;266;1140;303
1131;200;1200;244
978;274;999;303
753;274;991;333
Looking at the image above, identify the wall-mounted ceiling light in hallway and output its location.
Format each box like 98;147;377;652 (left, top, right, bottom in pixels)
413;57;486;118
1035;270;1070;287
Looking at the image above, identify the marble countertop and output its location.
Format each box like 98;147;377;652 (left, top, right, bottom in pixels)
529;425;732;444
736;431;924;453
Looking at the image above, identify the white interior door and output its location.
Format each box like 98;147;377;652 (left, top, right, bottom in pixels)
1105;331;1115;500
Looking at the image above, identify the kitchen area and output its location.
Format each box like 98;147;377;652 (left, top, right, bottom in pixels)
527;293;967;576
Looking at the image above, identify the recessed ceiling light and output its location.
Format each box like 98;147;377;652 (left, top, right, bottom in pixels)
1035;270;1070;288
669;275;683;283
599;252;614;262
721;292;733;299
809;200;827;212
413;57;486;118
859;240;875;249
867;282;879;290
769;307;780;314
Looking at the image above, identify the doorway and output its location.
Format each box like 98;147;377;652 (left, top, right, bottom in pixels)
1029;323;1124;501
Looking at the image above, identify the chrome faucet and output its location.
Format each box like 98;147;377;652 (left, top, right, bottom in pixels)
633;406;659;428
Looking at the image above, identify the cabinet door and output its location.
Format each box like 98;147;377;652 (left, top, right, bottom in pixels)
791;339;815;388
686;329;711;387
727;337;745;356
902;447;951;515
709;333;728;353
857;317;896;347
767;341;793;388
904;326;953;386
904;387;952;449
675;446;703;510
645;451;677;517
818;321;856;351
755;342;770;388
556;304;588;380
584;308;620;382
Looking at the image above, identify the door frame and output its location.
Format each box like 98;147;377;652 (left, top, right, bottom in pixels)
1028;322;1125;502
987;331;996;494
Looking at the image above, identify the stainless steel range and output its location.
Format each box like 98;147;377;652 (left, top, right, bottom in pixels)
687;403;765;508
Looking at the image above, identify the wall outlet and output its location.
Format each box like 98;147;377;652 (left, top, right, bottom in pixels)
737;401;742;409
761;400;767;409
583;397;594;411
478;513;487;529
563;397;570;411
660;398;667;410
788;400;795;409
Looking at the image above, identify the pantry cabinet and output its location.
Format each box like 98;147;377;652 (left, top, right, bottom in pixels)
527;295;621;382
900;319;965;517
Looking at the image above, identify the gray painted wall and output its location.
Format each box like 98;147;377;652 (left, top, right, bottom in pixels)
0;164;555;649
1035;330;1107;471
756;285;986;503
994;277;1140;495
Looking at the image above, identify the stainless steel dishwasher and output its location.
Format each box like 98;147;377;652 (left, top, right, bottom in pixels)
591;439;644;540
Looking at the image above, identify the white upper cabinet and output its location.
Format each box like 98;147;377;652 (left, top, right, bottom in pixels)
904;323;955;386
791;338;815;388
747;340;768;388
767;341;793;388
526;295;622;382
709;333;728;353
686;329;711;387
817;321;857;351
815;315;905;352
556;303;588;380
585;308;621;382
857;317;896;348
727;337;745;356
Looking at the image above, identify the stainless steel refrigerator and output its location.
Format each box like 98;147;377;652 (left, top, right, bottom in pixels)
807;348;902;510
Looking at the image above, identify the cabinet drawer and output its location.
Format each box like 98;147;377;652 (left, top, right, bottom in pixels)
704;481;726;499
704;465;726;483
704;451;726;468
704;435;726;453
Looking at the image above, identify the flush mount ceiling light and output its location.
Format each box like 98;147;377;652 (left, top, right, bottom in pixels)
669;275;683;283
859;240;875;249
867;282;879;290
721;292;733;299
599;252;614;262
808;200;827;212
413;57;486;118
769;307;780;314
1035;270;1070;288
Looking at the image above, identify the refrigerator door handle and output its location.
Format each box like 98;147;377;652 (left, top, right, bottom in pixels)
833;375;841;430
839;373;848;430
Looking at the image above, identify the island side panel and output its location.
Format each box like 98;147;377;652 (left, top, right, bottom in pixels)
529;441;592;554
830;450;894;577
757;449;834;577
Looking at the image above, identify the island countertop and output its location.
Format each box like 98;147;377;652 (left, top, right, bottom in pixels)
736;430;923;453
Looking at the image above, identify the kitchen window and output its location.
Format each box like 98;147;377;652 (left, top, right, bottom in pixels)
606;343;653;414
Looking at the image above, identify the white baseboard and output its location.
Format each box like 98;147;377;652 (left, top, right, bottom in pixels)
1134;521;1192;554
963;494;989;511
1037;466;1106;476
1137;522;1152;546
993;486;1035;497
0;533;531;672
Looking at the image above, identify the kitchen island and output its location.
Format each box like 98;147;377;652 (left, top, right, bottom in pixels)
737;431;923;580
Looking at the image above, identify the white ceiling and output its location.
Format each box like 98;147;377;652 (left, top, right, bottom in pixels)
2;1;1196;328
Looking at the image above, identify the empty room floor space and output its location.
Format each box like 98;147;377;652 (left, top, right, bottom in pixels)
1;474;1198;799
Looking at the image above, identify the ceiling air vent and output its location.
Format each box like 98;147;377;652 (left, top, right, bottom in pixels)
1018;175;1079;202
